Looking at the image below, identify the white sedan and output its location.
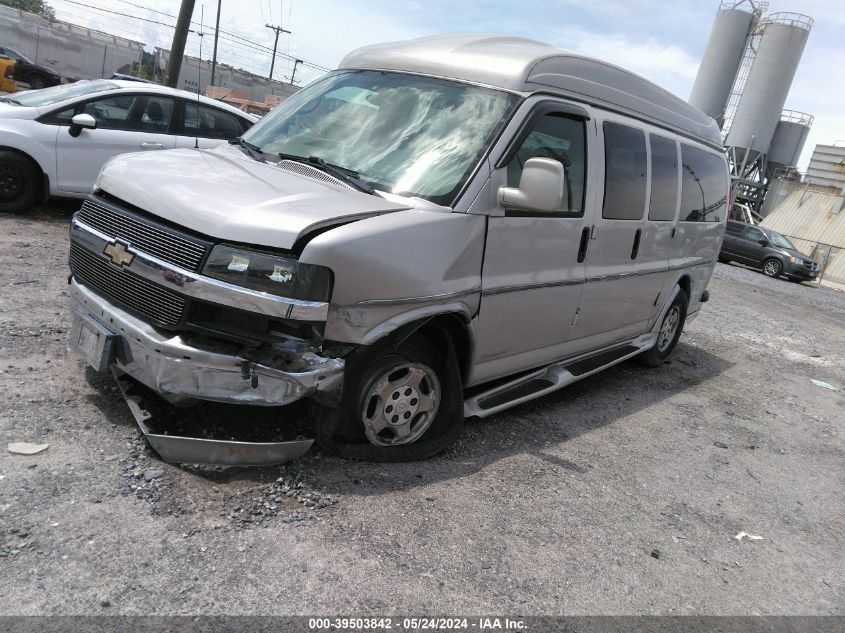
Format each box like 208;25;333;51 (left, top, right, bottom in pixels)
0;80;258;213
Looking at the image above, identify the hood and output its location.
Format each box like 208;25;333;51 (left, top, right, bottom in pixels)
779;246;817;264
96;144;411;251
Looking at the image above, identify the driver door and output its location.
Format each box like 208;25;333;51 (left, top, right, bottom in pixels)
55;93;176;194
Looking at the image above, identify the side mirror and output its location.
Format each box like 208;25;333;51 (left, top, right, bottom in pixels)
498;157;564;213
68;113;96;137
758;238;769;247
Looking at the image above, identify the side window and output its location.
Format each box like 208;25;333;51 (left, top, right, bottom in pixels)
184;102;246;140
602;121;647;220
648;134;678;221
40;106;77;125
506;113;586;216
83;95;173;133
680;144;728;222
742;226;765;242
725;221;743;236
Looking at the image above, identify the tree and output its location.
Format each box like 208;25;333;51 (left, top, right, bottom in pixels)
0;0;56;20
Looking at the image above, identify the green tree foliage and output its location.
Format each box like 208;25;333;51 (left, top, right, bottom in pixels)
0;0;56;20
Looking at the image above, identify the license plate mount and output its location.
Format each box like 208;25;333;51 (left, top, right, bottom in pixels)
72;312;118;374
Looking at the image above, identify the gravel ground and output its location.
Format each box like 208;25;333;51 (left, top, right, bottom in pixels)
0;203;843;616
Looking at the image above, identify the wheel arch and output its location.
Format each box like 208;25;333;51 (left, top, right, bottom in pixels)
0;145;48;202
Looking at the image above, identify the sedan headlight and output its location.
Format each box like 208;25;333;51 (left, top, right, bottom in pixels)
203;244;332;301
788;256;804;265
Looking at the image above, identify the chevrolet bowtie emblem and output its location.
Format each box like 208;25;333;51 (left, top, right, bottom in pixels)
103;240;135;267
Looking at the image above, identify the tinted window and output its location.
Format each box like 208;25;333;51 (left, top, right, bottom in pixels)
83;94;173;133
603;122;647;220
725;221;744;236
507;113;586;216
742;226;765;242
648;134;678;221
184;102;245;139
680;144;727;222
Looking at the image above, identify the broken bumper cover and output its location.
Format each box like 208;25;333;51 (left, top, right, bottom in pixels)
69;278;344;407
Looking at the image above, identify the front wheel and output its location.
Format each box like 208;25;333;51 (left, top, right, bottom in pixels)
311;333;464;462
762;258;783;278
0;150;41;214
28;73;47;89
638;288;688;367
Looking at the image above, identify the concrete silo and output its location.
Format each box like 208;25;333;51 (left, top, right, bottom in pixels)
724;13;813;162
767;110;813;173
688;2;755;126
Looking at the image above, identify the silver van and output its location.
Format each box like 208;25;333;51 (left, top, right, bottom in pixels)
68;35;729;462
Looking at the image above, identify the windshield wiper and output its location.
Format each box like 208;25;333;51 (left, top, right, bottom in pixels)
229;136;265;162
0;97;22;105
277;152;375;194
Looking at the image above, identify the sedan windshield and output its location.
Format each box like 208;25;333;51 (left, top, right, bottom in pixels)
767;231;796;250
10;80;118;107
243;70;519;205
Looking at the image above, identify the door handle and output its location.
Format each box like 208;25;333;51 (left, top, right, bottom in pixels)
577;227;590;263
140;142;166;149
631;228;642;260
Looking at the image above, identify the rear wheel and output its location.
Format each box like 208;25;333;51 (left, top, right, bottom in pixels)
762;258;782;278
311;333;464;462
0;150;41;214
638;288;688;367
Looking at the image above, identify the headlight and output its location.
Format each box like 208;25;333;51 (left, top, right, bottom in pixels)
788;256;803;265
203;244;332;301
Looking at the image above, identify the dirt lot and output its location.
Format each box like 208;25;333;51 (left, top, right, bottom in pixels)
0;203;843;616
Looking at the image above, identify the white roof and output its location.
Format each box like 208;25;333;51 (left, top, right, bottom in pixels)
340;34;722;148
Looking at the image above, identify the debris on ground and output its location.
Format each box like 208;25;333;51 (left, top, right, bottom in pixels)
809;379;839;391
734;532;764;541
651;548;661;559
7;442;49;456
714;441;729;449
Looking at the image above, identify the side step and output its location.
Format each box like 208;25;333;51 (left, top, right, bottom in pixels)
463;334;656;418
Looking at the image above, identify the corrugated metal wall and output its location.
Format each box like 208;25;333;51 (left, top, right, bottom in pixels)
761;187;845;282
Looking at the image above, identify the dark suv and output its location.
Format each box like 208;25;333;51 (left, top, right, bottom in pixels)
719;220;819;281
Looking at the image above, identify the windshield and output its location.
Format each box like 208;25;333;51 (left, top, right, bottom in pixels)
767;230;796;250
243;70;520;205
9;80;118;107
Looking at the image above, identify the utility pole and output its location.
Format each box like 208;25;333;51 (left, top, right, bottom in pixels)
265;23;291;80
167;0;196;88
210;0;222;86
289;58;303;85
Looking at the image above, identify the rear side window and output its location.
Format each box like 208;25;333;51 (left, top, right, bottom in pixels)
648;134;678;221
184;102;246;139
680;144;728;222
725;221;744;236
602;122;647;220
506;113;587;216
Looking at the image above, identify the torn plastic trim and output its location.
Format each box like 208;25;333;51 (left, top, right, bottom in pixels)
112;369;313;466
71;279;345;407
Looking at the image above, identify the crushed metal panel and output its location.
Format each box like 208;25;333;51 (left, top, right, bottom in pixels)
112;369;313;466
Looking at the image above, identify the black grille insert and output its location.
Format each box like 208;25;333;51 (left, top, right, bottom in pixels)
70;243;186;327
77;198;208;272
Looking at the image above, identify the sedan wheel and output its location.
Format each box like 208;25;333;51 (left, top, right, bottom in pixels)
0;150;40;214
28;74;47;89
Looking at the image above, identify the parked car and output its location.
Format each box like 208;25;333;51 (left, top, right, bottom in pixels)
0;57;15;93
0;46;61;89
719;220;819;281
68;35;728;463
0;79;258;213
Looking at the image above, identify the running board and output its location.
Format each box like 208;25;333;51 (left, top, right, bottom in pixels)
463;333;657;418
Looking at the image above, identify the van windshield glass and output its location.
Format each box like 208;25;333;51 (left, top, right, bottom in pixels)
768;231;796;250
243;70;519;205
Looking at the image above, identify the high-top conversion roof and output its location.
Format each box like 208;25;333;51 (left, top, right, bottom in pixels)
340;34;722;149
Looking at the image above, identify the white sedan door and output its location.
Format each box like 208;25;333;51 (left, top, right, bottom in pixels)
55;93;176;194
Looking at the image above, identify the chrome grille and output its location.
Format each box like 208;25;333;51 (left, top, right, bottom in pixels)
77;198;208;272
69;243;186;327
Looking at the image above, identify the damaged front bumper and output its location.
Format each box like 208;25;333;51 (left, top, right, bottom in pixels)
70;278;344;407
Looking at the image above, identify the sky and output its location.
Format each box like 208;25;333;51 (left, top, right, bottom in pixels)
48;0;844;171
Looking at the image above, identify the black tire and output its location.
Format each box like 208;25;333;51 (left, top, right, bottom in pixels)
310;333;464;462
0;150;41;214
717;256;731;264
28;73;47;89
638;288;688;367
762;258;783;278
